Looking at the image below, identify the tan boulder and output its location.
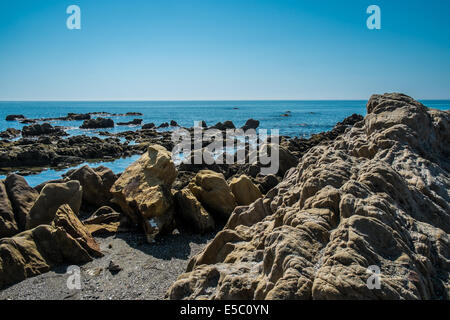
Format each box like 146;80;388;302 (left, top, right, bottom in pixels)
188;170;237;220
26;180;82;229
174;188;215;233
52;204;102;258
0;181;18;238
229;175;262;206
110;144;177;242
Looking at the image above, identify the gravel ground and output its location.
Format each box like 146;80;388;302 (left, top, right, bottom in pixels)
0;231;214;300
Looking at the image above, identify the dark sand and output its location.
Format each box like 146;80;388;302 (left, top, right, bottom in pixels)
0;231;214;300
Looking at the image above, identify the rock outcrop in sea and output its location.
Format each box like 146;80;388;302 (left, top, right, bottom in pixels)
167;93;450;300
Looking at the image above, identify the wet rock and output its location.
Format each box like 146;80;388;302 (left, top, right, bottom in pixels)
22;123;67;137
167;93;450;300
0;181;19;238
26;180;82;229
229;175;262;206
158;122;169;128
174;188;215;234
0;128;21;139
213;121;235;130
19;119;36;124
110;144;177;242
67;113;91;121
242;119;260;131
142;123;156;130
117;119;142;126
0;134;137;174
170;120;179;127
4;174;39;231
80;117;114;129
188;170;236;221
5;115;25;121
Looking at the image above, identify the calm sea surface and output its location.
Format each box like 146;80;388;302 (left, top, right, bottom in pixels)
1;100;448;186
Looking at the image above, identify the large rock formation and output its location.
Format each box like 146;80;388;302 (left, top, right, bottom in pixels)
26;181;82;229
167;93;450;300
110;144;177;242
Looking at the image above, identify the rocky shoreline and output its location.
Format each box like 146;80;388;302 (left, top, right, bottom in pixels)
0;93;448;300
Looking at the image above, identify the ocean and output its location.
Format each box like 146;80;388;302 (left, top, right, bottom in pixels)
1;100;449;186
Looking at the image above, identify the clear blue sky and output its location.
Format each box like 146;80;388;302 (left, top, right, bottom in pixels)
0;0;449;100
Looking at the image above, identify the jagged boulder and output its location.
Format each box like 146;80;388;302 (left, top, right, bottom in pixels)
187;170;236;221
4;174;39;231
174;188;215;233
229;175;262;206
5;115;25;121
110;144;177;242
167;93;450;300
0;181;18;238
26;180;82;229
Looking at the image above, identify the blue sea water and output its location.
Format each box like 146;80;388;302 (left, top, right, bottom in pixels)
1;100;448;186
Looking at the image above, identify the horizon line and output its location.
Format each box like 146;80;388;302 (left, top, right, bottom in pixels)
1;98;450;102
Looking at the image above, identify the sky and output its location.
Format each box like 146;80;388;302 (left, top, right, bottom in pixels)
0;0;449;100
